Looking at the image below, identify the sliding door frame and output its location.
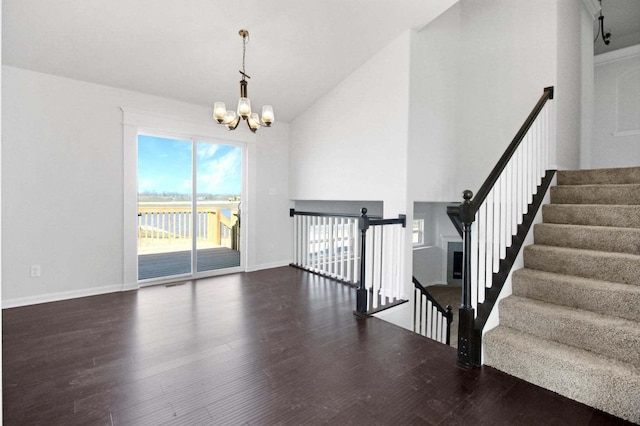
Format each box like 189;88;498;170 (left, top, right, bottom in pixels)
122;108;255;290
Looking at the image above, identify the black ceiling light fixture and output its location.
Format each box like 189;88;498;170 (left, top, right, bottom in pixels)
595;0;612;45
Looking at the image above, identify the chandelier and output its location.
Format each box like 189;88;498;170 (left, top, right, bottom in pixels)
595;0;611;46
213;29;275;133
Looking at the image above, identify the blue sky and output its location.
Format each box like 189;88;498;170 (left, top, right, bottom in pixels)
138;135;242;196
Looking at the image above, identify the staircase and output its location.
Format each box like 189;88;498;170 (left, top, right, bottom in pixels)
484;166;640;423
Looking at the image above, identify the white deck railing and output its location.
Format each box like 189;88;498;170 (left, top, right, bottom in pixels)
138;201;239;254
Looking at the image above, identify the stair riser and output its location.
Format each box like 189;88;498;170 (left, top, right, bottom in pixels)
542;204;640;228
534;224;640;255
551;184;640;205
524;246;640;287
499;297;640;366
484;328;640;423
512;269;640;322
558;167;640;185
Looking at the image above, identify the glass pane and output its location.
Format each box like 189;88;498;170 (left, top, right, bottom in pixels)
412;219;424;245
137;135;193;280
195;142;242;272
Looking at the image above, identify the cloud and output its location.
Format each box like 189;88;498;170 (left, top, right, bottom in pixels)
138;178;154;192
197;144;219;160
198;147;242;195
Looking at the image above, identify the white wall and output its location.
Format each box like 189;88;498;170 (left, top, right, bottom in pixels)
591;45;640;168
580;3;596;168
556;0;589;170
289;30;415;308
2;66;291;306
289;31;411;218
248;123;294;271
0;0;4;417
455;0;559;188
412;202;461;286
407;0;581;201
408;6;461;203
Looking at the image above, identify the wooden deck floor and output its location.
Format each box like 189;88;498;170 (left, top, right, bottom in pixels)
138;247;240;280
2;267;631;425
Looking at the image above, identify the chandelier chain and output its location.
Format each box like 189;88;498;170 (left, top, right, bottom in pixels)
242;35;247;77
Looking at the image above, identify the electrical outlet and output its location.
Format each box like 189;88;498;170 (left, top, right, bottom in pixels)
30;264;41;278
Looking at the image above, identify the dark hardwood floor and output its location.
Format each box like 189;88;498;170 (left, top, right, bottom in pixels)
2;267;631;425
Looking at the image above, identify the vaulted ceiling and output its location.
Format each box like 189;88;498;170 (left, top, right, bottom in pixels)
3;1;639;124
2;0;457;123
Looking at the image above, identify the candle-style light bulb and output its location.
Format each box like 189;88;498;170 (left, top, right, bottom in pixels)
237;97;251;118
261;105;275;126
213;102;227;123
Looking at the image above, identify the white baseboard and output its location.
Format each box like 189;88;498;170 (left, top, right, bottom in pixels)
2;263;293;309
245;260;291;272
2;284;129;309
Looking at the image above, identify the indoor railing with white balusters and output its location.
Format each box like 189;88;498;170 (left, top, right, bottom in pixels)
413;277;453;345
290;208;408;316
448;86;556;366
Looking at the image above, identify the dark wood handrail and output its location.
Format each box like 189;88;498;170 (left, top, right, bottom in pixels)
453;86;556;367
289;208;382;219
469;86;554;214
369;215;406;228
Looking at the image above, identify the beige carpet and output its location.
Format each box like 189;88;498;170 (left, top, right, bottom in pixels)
484;166;640;423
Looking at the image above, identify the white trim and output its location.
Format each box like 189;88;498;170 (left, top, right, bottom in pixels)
2;284;127;309
245;260;291;273
122;107;254;286
121;107;257;144
613;129;640;137
123;123;139;291
595;44;640;66
137;266;245;288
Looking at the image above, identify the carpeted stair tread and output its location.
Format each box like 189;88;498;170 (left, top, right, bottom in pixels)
484;166;640;423
484;326;640;423
534;223;640;255
524;244;640;286
542;204;640;228
551;184;640;205
512;268;640;322
499;295;640;366
558;166;640;185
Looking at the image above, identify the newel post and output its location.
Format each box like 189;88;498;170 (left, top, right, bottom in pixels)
355;208;370;316
458;190;477;367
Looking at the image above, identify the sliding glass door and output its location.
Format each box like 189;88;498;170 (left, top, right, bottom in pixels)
195;142;242;273
137;134;242;282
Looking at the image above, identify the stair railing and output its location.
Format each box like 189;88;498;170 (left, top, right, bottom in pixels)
355;208;407;316
448;86;557;367
413;277;453;345
290;208;407;315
